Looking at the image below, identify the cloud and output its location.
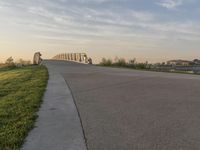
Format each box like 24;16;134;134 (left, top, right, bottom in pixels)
0;0;200;54
1;0;197;43
156;0;183;9
130;10;155;22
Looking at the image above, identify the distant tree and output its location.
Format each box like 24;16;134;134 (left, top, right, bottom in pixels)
129;58;136;65
114;58;126;67
161;62;165;65
137;63;148;69
5;57;14;65
100;58;112;66
114;56;119;62
100;58;107;65
15;59;31;67
126;58;136;68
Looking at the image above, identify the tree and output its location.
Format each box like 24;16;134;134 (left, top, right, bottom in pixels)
100;58;112;66
114;58;126;66
129;58;136;65
5;57;14;65
16;59;31;66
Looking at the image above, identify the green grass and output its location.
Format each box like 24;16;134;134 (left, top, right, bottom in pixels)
0;65;48;150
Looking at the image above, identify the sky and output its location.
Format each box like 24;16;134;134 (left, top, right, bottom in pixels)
0;0;200;63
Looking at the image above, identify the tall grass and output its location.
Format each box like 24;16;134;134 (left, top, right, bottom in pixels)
99;57;150;70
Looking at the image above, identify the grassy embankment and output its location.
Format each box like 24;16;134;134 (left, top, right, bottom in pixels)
0;65;48;150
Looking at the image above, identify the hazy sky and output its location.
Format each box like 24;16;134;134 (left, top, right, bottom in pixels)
0;0;200;63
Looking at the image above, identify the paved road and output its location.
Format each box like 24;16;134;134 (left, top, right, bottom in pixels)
46;60;200;150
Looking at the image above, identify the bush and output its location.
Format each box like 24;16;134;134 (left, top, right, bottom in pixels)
15;59;31;67
5;57;14;66
1;57;31;69
3;57;16;69
114;57;126;67
135;63;147;69
99;57;149;70
100;58;113;66
125;59;135;68
129;59;136;65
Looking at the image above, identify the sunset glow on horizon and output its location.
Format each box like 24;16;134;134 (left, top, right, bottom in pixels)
0;0;200;63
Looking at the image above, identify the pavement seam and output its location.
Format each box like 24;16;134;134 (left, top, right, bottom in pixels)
64;78;90;150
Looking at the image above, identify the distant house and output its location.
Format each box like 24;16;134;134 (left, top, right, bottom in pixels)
193;59;200;65
167;60;193;66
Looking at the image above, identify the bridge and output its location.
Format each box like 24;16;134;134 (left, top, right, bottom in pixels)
23;59;200;150
52;53;92;64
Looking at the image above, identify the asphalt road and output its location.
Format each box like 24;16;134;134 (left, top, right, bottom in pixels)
46;60;200;150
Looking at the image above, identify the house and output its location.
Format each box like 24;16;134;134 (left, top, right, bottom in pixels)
167;60;193;66
193;59;200;65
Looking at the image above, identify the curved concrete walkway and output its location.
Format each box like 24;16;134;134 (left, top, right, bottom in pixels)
21;61;87;150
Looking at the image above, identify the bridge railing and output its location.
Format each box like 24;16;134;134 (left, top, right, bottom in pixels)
52;53;92;64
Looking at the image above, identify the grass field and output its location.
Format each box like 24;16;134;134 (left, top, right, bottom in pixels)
0;65;48;150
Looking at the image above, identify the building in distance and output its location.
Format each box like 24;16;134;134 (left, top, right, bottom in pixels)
167;60;194;66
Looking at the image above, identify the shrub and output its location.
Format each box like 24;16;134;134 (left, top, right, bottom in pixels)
100;58;113;66
5;57;14;65
114;57;126;67
127;59;136;68
99;57;149;70
4;57;16;69
15;59;31;67
135;63;147;69
129;59;136;65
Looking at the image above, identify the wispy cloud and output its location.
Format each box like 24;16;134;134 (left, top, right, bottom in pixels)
1;0;199;42
156;0;183;9
0;0;200;62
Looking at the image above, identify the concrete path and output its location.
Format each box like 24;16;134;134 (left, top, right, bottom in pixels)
44;60;200;150
21;61;87;150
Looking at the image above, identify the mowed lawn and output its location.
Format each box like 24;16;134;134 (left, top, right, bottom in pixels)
0;66;48;150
